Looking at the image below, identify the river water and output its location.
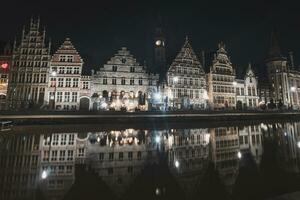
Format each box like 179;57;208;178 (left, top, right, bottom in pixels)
1;121;300;200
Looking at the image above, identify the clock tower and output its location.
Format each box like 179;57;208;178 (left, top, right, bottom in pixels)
154;26;166;79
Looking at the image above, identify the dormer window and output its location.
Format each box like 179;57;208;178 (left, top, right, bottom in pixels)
112;66;117;72
249;77;252;83
59;55;66;62
67;55;73;62
121;58;126;63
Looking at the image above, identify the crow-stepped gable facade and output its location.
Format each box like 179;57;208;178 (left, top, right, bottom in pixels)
166;37;208;110
7;18;51;110
207;42;236;110
91;47;159;111
44;38;83;110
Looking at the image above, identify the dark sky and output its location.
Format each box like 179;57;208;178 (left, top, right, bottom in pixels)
1;0;300;77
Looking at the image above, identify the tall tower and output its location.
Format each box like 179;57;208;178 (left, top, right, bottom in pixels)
265;29;290;106
7;17;51;110
153;23;166;80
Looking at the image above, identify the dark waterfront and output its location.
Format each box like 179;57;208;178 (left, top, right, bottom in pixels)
1;121;300;200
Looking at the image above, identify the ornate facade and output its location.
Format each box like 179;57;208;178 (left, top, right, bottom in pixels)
207;43;236;110
44;38;83;110
7;18;51;110
235;64;259;109
0;43;11;110
166;37;208;110
91;47;159;111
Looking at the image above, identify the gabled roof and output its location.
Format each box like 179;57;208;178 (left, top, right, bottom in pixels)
168;37;204;73
52;38;83;63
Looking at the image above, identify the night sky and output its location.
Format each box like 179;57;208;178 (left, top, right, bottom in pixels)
1;0;300;77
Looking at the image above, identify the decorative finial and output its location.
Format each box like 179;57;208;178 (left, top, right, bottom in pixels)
185;35;189;43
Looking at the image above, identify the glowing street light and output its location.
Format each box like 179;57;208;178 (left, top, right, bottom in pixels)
51;71;57;77
291;86;296;92
154;93;161;101
41;170;48;179
173;76;179;83
175;160;180;168
297;141;300;149
155;135;160;143
237;151;242;159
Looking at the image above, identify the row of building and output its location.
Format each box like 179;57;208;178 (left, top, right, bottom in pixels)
0;18;298;111
2;122;300;199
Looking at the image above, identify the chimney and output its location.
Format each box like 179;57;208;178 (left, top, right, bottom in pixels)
289;51;295;70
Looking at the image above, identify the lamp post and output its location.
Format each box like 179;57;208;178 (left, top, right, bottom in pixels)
233;81;237;109
50;71;57;110
290;86;296;110
172;76;178;109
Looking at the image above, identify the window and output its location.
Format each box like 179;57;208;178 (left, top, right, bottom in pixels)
78;148;85;157
59;67;65;74
41;74;46;83
72;92;78;102
73;78;79;87
26;74;32;83
83;81;89;89
59;55;66;62
130;67;135;72
112;66;117;72
68;134;74;145
67;55;73;62
121;77;126;85
64;92;70;102
128;152;133;160
59;150;65;161
119;152;123;161
109;153;114;161
57;92;63;102
74;67;80;74
66;78;71;87
61;134;67;145
130;78;134;85
139;78;143;85
50;78;56;87
112;77;116;85
66;67;72;74
33;74;39;83
58;78;64;87
67;150;73;161
137;151;141;160
99;153;104;161
51;150;58;161
103;76;107;85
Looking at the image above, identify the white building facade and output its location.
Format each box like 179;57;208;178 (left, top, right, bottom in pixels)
166;38;208;110
91;47;159;111
44;38;83;110
207;43;236;110
235;64;259;109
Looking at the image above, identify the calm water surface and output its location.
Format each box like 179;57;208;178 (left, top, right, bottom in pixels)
1;121;300;200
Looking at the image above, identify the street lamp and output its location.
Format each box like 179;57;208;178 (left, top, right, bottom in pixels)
237;151;242;159
233;81;237;109
41;170;48;179
290;86;296;109
50;70;57;110
174;160;180;168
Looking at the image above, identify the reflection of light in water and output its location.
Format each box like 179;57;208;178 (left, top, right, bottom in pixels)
155;188;160;196
284;132;287;137
155;136;160;143
41;170;48;179
175;160;180;168
260;123;268;131
97;136;100;143
237;151;242;159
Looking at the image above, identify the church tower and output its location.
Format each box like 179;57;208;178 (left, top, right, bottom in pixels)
153;20;166;80
265;29;290;106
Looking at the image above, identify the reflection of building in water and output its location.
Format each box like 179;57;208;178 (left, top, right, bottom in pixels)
39;132;88;200
0;134;41;200
239;125;263;165
166;128;210;198
210;127;239;192
271;122;300;173
86;129;159;196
